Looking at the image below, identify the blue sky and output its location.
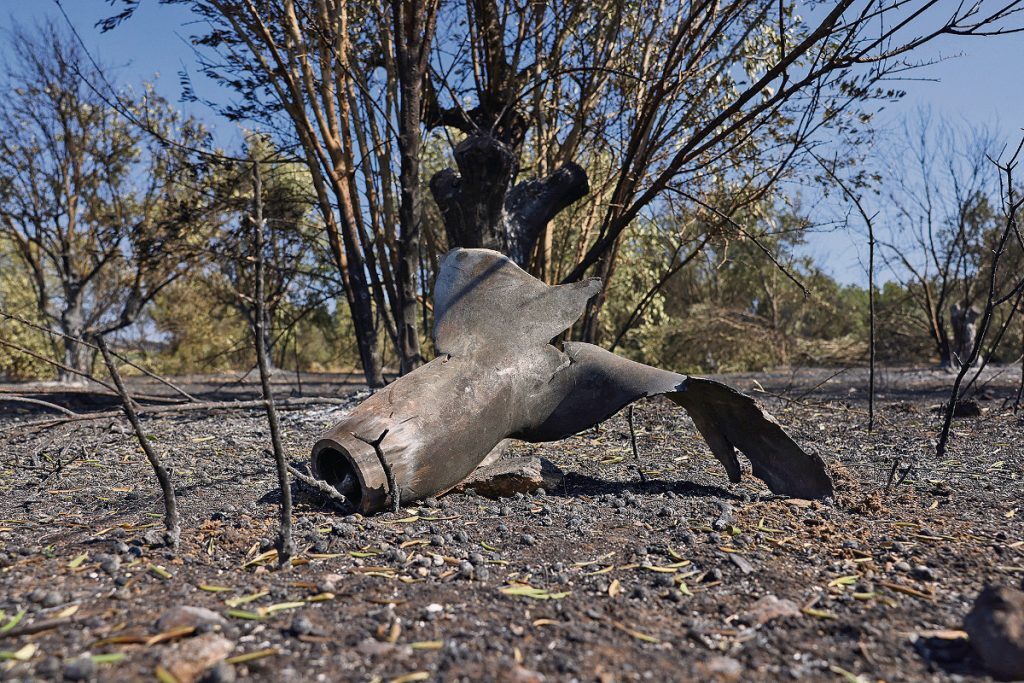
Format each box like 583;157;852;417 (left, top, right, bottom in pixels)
3;0;1022;285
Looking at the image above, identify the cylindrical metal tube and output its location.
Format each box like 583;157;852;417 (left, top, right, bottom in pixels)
310;354;523;513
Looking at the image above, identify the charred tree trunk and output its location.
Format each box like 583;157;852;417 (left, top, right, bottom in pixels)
337;225;386;390
392;0;437;375
950;302;981;368
241;307;277;372
423;12;588;272
418;0;591;275
59;292;90;383
429;134;588;269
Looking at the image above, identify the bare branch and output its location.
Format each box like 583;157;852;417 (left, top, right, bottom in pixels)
97;336;180;550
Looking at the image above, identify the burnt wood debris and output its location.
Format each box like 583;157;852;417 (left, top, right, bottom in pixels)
311;248;833;514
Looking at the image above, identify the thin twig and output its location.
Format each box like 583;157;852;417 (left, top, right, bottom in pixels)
287;463;351;512
609;236;711;352
812;153;878;431
669;188;809;297
1016;331;1024;411
627;404;647;484
894;461;917;488
0;337;116;394
0;308;198;402
0;616;83;640
0;396;78;416
884;458;900;492
97;336;180;550
250;159;294;565
3;396;352;435
34;443;88;491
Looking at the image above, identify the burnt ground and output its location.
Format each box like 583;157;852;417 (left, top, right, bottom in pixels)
0;366;1022;682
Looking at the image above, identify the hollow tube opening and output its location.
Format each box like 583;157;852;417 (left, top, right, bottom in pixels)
313;446;363;510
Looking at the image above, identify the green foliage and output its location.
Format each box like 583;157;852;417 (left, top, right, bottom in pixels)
0;239;56;380
607;202;872;372
0;20;217;378
146;276;251;376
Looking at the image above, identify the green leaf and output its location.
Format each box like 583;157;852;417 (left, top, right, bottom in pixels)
0;610;26;635
225;609;264;620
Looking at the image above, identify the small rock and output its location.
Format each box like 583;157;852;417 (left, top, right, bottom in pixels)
63;656;96;681
198;662;236;683
963;584;1024;680
357;638;410;657
318;573;343;593
36;655;61;675
98;555;121;575
42;590;64;608
740;595;801;626
520;533;536;547
160;634;235;683
142;530;165;547
629;586;649;601
703;568;723;583
289;615;314;636
728;554;754;574
652;574;675;588
156;606;228;632
452;457;564;499
696;656;743;682
911;565;936;581
498;664;546;682
677;532;697;546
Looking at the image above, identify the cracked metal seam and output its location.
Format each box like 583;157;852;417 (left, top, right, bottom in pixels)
354;429;399;512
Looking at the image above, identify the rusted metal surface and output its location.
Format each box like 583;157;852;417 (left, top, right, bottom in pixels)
312;248;833;514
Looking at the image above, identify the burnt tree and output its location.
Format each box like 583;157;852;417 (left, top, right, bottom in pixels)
426;98;588;267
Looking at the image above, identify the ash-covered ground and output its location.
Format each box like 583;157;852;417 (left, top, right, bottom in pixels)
1;366;1022;682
